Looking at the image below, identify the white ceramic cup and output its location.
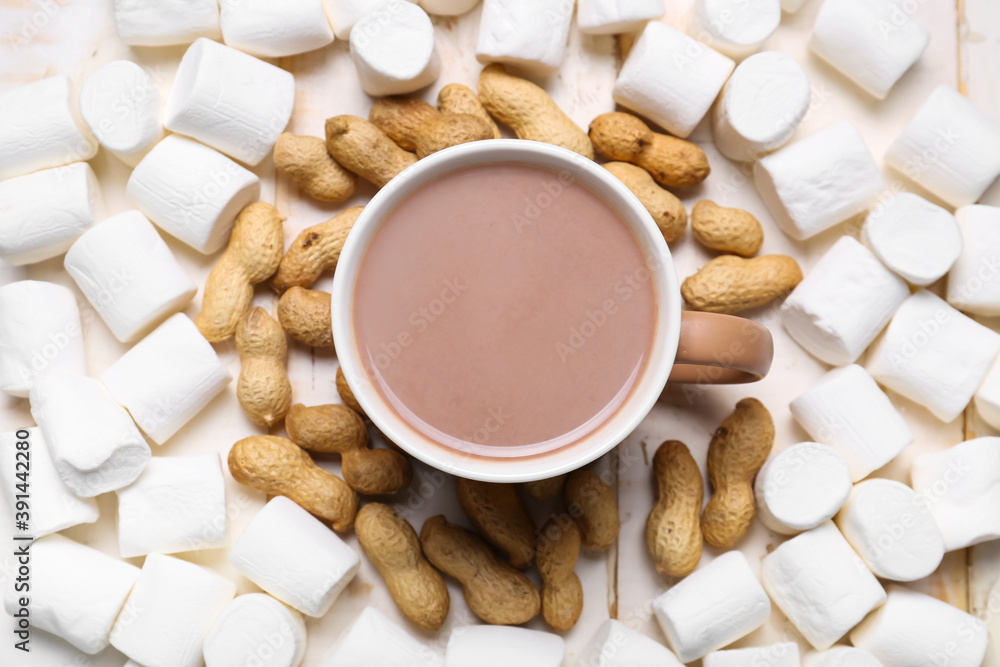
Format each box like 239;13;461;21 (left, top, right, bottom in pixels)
332;140;771;482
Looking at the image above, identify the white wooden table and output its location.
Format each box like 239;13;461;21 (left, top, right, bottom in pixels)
1;1;999;665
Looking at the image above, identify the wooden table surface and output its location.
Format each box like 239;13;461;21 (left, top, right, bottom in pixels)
1;0;999;665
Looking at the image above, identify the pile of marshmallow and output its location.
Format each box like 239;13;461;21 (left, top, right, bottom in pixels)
3;0;1000;665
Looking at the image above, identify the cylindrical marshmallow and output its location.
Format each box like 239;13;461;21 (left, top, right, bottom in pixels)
781;236;910;366
79;60;164;167
887;86;1000;208
164;38;295;166
866;290;1000;423
352;2;441;95
112;0;222;46
230;496;360;617
322;606;443;667
116;453;227;558
755;120;884;240
947;205;1000;315
324;0;382;39
762;522;886;651
850;585;988;667
578;619;683;667
0;428;97;538
2;534;139;654
127;135;260;254
781;0;807;12
835;479;944;582
804;647;883;667
221;0;334;57
0;281;86;397
101;314;231;444
691;0;781;60
614;21;735;138
203;594;307;667
653;552;771;663
703;643;800;667
577;0;664;35
910;437;1000;551
0;75;97;180
790;365;914;482
862;193;962;286
476;0;572;74
809;0;929;100
29;374;151;497
0;162;102;266
111;552;236;667
64;211;197;343
445;626;565;667
712;51;811;162
755;442;852;535
975;355;1000;431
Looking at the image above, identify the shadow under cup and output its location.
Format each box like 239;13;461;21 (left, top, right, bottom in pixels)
331;140;770;482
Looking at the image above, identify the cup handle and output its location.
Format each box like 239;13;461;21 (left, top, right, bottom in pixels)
668;311;774;384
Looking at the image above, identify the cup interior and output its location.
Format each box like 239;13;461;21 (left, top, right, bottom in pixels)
331;140;681;482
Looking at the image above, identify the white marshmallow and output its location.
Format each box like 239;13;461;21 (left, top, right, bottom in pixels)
703;643;801;667
102;314;231;443
781;236;910;366
203;594;307;667
352;2;441;96
230;496;360;617
712;51;811;162
577;0;664;35
165;38;295;166
0;75;97;180
761;522;886;650
910;437;1000;551
613;21;735;138
947;205;1000;315
755;442;853;535
862;193;962;286
691;0;781;60
0;428;97;537
0;281;86;398
578;618;684;667
866;290;1000;423
445;626;565;667
111;552;236;667
476;0;572;75
64;211;196;343
79;60;164;167
886;86;1000;208
790;365;914;482
781;0;807;13
975;355;1000;431
419;0;481;17
804;647;883;667
116;453;227;557
835;479;944;582
755;121;884;240
0;163;102;266
221;0;334;58
112;0;222;46
29;374;151;497
809;0;929;100
850;585;988;667
653;551;771;663
323;0;382;39
2;534;139;654
322;606;443;667
127;135;260;254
